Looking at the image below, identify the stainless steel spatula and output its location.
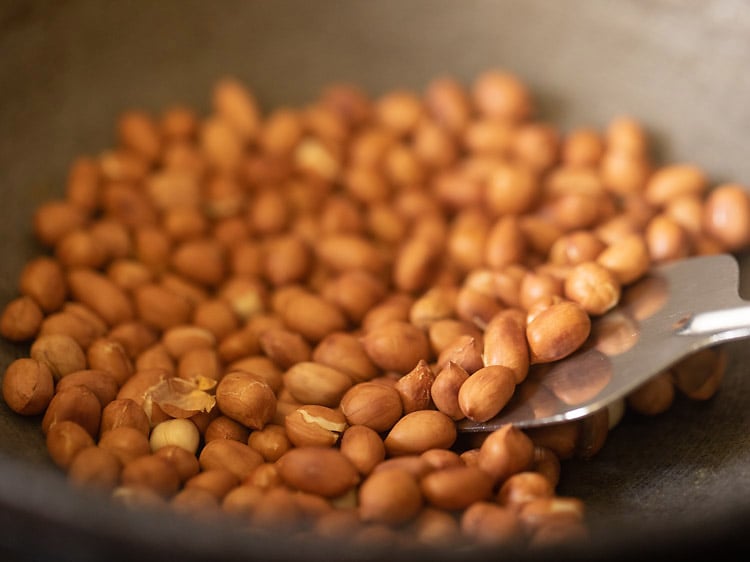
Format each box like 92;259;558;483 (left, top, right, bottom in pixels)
458;253;750;432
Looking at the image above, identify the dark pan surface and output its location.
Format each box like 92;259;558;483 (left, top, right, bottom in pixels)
2;1;750;560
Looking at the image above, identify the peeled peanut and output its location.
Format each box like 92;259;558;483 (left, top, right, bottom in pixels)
150;418;201;454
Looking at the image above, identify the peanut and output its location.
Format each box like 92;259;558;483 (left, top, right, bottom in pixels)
2;358;55;415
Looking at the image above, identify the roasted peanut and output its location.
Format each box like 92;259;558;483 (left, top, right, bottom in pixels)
215;371;277;430
276;447;360;498
358;468;423;525
340;382;404;432
526;301;591;363
384;410;457;456
458;365;516;423
2;358;55;415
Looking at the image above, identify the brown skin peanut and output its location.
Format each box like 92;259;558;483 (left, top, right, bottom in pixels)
2;358;55;415
703;183;750;251
98;426;152;466
360;320;432;374
482;309;529;383
87;338;134;387
497;471;555;509
626;371;675;415
394;359;435;413
42;384;102;438
56;370;119;408
421;466;494;511
46;420;95;469
284;405;347;448
339;382;404;432
154;444;201;483
458;365;516;423
431;361;470;421
247;424;292;462
100;398;151;436
340;425;386;476
671;346;727;400
384;410;457;456
30;334;87;381
461;502;523;546
121;454;181;498
477;424;535;483
0;296;43;342
312;332;379;383
19;257;67;313
215;371;277;430
204;415;251;444
282;361;353;408
564;261;621;316
358;468;423;525
68;446;122;491
526;301;591;363
199;439;264;481
66;268;134;327
276;447;360;498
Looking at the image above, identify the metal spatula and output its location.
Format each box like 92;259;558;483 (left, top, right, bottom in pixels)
458;253;750;432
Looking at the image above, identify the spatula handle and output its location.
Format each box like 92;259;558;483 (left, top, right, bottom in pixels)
677;302;750;339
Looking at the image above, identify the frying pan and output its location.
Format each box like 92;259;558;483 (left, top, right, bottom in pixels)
1;0;750;560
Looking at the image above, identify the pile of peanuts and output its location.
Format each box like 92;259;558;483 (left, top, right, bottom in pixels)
2;69;750;554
